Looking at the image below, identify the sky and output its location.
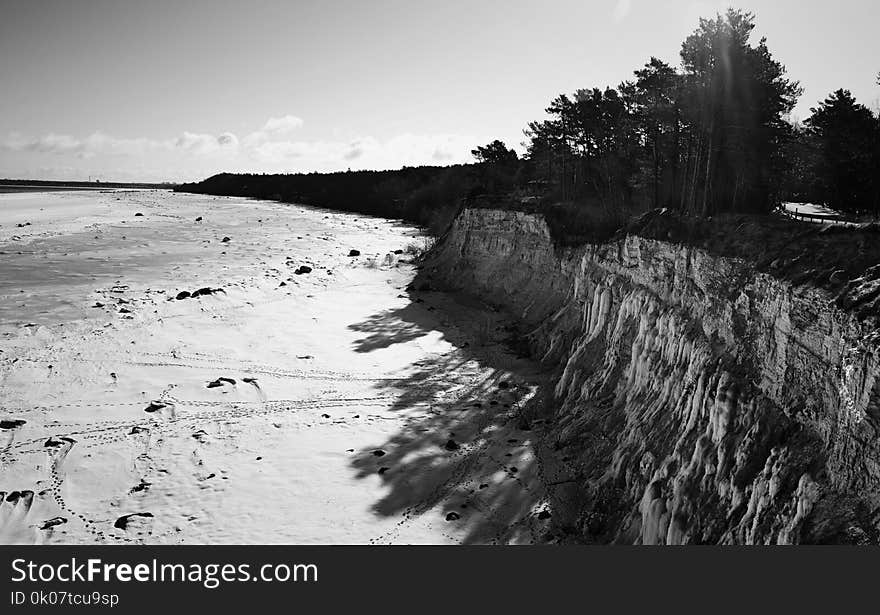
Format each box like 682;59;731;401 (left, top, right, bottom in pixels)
1;0;879;183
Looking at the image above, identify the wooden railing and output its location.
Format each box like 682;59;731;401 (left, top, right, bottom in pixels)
778;206;860;225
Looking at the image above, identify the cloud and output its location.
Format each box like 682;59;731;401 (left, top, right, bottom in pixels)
250;140;307;161
612;0;632;22
217;132;239;147
246;115;305;143
241;133;479;172
2;116;488;181
174;131;239;155
85;133;169;157
343;147;363;161
263;115;303;134
1;131;170;159
3;132;87;156
3;129;243;159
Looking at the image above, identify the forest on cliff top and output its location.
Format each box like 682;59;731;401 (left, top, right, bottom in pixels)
178;10;880;238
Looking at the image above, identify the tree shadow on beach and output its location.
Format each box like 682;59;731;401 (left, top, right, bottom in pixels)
348;303;436;353
347;292;578;544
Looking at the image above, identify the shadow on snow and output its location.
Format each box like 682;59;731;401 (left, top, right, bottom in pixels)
347;291;577;544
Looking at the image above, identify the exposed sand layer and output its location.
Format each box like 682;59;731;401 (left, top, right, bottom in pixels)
425;206;880;544
0;190;552;545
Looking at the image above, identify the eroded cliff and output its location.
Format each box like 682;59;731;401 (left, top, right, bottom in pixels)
421;207;880;544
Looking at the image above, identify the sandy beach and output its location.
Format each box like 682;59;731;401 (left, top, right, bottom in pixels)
0;189;551;545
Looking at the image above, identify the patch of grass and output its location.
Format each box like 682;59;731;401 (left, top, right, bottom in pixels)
542;200;641;246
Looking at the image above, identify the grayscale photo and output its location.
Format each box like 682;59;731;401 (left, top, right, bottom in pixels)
1;0;879;551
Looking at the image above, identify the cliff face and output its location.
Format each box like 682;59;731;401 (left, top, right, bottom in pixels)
422;207;880;545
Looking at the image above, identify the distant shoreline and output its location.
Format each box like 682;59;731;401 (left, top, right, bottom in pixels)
0;179;176;193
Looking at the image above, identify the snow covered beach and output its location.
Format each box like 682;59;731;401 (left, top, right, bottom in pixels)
0;190;549;545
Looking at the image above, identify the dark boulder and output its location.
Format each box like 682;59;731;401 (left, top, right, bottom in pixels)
191;287;223;298
113;512;154;530
44;437;75;447
143;401;167;413
40;517;68;530
207;377;236;388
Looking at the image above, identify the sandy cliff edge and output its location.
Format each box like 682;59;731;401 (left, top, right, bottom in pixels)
419;207;880;545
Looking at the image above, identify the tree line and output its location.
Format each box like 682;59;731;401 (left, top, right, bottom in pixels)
175;165;501;234
485;9;879;218
180;9;880;237
782;86;880;215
